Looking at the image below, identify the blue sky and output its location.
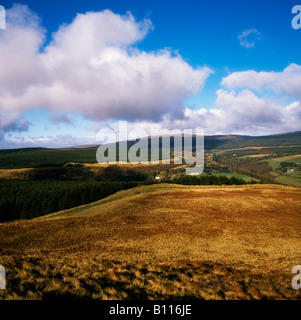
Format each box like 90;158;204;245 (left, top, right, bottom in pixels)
5;0;299;69
0;0;301;148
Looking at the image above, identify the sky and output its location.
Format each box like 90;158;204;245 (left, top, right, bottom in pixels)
0;0;301;148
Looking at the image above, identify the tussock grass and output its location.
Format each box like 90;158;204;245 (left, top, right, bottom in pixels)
1;254;300;300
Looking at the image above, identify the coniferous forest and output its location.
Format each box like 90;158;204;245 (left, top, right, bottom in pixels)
0;172;253;223
0;180;138;222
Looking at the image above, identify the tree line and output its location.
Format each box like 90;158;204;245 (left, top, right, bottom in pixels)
0;180;138;222
0;173;256;223
169;174;255;186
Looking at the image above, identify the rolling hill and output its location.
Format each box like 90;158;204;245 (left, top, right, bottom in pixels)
1;183;300;300
0;131;301;169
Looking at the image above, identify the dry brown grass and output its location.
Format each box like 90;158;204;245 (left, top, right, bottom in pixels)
0;168;31;179
1;184;301;300
0;253;299;300
244;154;275;158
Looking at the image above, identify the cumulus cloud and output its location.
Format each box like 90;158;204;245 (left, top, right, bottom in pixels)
222;64;301;101
0;116;30;141
181;63;299;135
136;65;301;135
1;4;300;146
157;89;301;136
0;4;212;140
238;28;261;49
162;64;301;135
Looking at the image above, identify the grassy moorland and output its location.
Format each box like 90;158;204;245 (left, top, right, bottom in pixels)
0;164;252;223
1;131;301;300
0;184;300;300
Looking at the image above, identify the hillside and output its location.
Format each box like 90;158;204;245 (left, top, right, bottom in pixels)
207;131;301;150
0;131;301;169
1;184;301;300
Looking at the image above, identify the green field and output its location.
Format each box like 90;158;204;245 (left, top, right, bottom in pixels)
261;155;301;172
257;155;301;187
215;146;301;157
263;159;281;170
212;172;258;182
264;155;301;165
275;175;301;188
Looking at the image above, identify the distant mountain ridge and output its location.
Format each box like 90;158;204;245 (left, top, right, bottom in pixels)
0;131;300;169
2;131;301;152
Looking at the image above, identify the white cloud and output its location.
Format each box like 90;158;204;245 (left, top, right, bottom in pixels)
238;28;261;49
0;5;300;147
221;64;301;101
0;4;212;140
139;89;301;136
56;95;297;138
211;64;301;135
